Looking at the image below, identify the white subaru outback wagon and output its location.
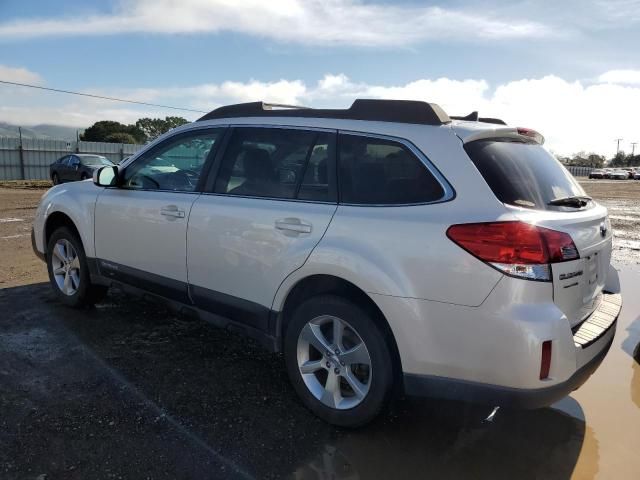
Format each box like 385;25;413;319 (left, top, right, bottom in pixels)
32;100;621;427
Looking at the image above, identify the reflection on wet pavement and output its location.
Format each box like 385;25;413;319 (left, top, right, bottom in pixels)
292;399;591;480
294;269;640;480
1;269;639;479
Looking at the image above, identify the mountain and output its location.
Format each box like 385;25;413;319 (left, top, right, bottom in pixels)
0;122;83;141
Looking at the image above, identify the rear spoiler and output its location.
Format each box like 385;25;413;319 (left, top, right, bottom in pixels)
458;126;545;145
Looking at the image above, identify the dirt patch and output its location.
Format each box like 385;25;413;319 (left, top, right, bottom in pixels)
0;180;52;190
581;179;640;267
0;187;49;287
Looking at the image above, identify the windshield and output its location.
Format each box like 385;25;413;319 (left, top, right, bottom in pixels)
464;139;588;210
81;156;113;166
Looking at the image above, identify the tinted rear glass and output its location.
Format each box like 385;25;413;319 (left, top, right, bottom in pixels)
338;134;444;205
464;139;588;210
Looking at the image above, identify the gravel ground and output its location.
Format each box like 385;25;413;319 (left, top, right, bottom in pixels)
1;180;639;479
580;179;640;268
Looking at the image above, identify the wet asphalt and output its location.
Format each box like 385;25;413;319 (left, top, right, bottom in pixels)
1;270;640;479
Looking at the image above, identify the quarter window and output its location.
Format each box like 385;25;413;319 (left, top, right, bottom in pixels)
214;128;332;201
123;130;221;191
338;134;444;205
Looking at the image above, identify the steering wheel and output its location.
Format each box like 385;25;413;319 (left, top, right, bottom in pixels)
177;169;200;186
129;174;160;189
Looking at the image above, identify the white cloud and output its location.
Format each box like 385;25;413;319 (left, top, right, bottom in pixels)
0;0;552;46
598;69;640;85
2;69;640;157
0;64;42;84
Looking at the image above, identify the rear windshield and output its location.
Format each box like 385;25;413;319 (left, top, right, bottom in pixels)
464;139;588;210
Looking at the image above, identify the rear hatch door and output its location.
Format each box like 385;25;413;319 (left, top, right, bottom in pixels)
462;134;612;328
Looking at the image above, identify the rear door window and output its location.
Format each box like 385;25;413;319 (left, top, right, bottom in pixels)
338;134;444;205
213;127;335;201
464;139;588;210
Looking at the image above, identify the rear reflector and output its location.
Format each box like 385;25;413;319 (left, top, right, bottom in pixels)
446;221;579;281
540;340;552;379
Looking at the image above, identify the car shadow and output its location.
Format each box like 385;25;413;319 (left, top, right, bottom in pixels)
1;283;591;479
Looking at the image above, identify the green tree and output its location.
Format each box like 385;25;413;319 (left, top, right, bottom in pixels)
585;153;605;168
135;116;189;142
104;132;138;144
80;120;145;143
566;151;605;168
610;151;628;167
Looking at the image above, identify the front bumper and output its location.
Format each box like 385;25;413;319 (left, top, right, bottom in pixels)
403;292;621;408
31;228;45;262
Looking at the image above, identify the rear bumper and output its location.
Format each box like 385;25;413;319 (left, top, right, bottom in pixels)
404;334;613;408
403;292;621;408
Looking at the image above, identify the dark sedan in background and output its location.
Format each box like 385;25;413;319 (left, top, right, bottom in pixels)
50;154;114;184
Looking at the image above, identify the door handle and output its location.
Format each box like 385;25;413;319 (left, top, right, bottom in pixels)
160;205;185;218
275;218;312;234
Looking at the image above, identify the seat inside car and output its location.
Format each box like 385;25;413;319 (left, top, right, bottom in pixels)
229;147;276;196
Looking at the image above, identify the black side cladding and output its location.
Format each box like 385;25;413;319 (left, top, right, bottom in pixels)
197;99;451;126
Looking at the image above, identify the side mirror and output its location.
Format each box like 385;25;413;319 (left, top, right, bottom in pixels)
93;166;118;187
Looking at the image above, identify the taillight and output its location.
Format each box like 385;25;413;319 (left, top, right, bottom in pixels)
517;127;545;144
446;221;579;281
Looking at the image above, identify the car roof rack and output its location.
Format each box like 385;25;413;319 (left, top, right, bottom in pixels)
450;111;507;125
197;99;451;125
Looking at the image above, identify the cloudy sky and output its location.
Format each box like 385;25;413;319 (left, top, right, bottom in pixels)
1;0;640;156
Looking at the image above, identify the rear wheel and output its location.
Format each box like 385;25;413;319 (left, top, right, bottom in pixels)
80;172;89;180
46;227;107;307
284;295;394;427
52;172;59;185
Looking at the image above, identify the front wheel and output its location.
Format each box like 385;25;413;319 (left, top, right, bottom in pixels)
284;295;395;427
46;227;107;307
52;173;59;185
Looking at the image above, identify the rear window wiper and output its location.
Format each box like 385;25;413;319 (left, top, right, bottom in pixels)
547;195;592;207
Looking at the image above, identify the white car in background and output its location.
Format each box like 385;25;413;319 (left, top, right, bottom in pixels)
610;169;629;180
31;100;622;427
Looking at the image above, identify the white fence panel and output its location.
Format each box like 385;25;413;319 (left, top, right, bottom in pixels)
0;138;21;181
0;137;145;180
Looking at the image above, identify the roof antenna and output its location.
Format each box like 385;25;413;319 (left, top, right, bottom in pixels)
463;111;479;121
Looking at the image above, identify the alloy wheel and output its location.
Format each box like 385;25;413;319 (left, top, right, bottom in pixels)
296;315;372;410
51;239;81;296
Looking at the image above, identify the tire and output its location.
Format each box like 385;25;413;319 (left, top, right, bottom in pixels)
284;295;394;427
81;173;89;180
46;226;107;307
52;173;59;185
